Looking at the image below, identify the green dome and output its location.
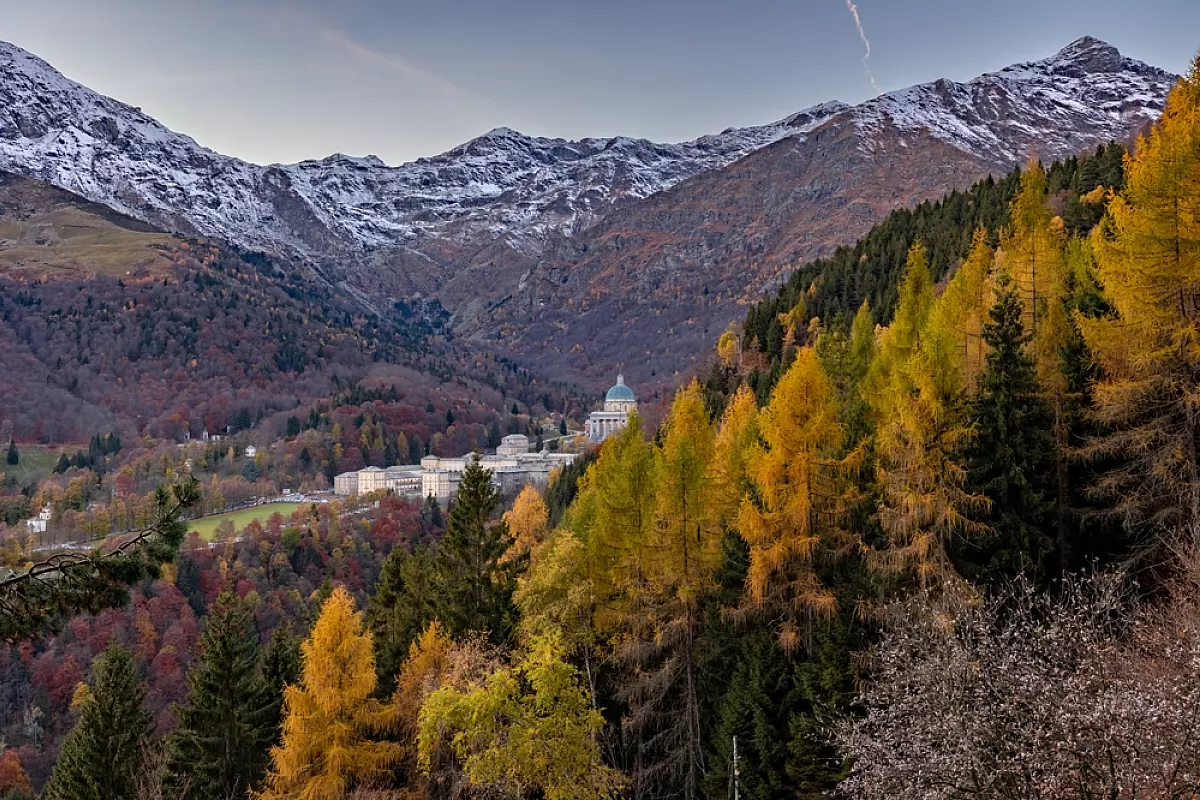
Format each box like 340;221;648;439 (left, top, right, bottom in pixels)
606;374;635;402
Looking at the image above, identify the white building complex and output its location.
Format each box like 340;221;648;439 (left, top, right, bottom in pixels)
587;373;637;443
334;436;575;503
421;434;577;501
333;465;423;498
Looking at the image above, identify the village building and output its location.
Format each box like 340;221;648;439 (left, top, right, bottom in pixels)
334;471;359;496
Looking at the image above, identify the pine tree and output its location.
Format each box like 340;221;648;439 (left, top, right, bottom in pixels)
4;441;16;466
167;594;277;800
42;646;151;800
1080;56;1200;534
365;546;439;693
431;456;517;643
954;276;1056;587
260;587;402;800
261;626;302;746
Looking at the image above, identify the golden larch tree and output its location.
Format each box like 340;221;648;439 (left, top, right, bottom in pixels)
1081;57;1200;531
873;243;990;585
709;385;760;528
739;347;862;651
502;484;550;565
259;586;402;800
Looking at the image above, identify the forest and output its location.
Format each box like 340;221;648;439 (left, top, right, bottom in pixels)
0;53;1198;800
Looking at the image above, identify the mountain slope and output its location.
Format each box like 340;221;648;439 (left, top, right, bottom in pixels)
0;36;1177;390
0;38;845;301
475;37;1176;388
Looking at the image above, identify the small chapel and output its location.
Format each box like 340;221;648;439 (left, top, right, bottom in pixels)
586;373;637;443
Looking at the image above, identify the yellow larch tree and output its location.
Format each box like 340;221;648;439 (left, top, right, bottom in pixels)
578;413;657;619
1003;157;1067;349
391;621;453;798
617;381;721;800
930;228;996;390
258;587;402;800
1080;56;1200;531
502;484;550;565
872;243;990;585
865;243;935;418
739;348;862;652
709;385;760;529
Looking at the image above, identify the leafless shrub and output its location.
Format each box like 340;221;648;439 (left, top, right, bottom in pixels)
837;569;1200;799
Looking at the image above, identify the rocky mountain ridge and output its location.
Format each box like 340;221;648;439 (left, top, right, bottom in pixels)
0;36;1178;387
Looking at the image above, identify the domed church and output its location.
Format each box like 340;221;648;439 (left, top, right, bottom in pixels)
586;373;637;443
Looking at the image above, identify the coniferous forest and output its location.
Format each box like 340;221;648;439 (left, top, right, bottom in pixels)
2;51;1200;800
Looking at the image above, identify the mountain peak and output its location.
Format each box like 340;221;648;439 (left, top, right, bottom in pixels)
1046;36;1124;74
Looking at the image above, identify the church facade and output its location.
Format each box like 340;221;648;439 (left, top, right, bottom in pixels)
587;373;636;443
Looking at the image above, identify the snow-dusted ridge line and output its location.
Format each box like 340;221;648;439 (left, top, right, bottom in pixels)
0;35;1178;278
852;37;1175;163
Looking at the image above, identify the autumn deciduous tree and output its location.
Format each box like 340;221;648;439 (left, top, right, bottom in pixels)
739;348;861;650
838;570;1200;800
259;587;402;800
418;633;623;800
1081;56;1200;534
0;750;32;798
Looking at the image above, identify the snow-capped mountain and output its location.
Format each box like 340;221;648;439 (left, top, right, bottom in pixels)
478;37;1178;387
851;36;1173;164
0;36;844;280
0;35;1180;384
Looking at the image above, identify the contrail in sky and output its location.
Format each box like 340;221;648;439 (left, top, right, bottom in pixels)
843;0;880;94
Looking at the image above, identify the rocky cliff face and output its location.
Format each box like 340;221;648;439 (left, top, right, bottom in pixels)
0;36;1177;388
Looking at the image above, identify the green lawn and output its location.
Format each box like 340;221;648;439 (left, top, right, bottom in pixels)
188;501;308;541
0;444;73;488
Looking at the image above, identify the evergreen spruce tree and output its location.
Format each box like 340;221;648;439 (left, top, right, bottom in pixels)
431;456;517;643
41;646;151;800
4;441;16;466
261;626;302;746
167;595;277;800
365;546;439;693
954;276;1056;587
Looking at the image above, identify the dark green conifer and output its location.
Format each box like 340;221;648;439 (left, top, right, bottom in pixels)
260;626;301;744
365;546;438;693
167;595;276;799
41;646;150;800
431;456;516;643
954;275;1056;587
5;441;16;466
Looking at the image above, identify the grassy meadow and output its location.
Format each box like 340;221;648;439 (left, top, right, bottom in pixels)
188;501;308;541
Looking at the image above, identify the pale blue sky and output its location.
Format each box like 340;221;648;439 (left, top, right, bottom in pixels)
0;0;1195;165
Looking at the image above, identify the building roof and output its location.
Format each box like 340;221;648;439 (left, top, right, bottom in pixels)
605;373;636;403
